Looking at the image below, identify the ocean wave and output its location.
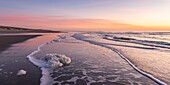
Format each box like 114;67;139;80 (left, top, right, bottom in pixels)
104;36;170;50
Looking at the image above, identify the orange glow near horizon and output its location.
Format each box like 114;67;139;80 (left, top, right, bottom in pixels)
0;14;170;31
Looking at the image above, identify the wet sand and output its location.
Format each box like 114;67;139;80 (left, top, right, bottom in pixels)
0;33;63;85
0;35;41;52
0;35;42;85
0;32;164;85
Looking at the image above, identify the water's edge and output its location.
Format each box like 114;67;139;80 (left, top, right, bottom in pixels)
26;33;167;85
26;36;62;85
72;33;167;85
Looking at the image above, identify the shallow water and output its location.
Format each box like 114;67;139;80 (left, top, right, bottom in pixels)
33;33;157;85
1;32;169;85
77;32;170;84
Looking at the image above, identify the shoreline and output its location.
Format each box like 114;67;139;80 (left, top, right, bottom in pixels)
72;33;166;85
0;35;41;52
0;34;42;85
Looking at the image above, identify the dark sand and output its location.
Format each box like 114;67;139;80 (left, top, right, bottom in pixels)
0;35;42;85
0;35;41;52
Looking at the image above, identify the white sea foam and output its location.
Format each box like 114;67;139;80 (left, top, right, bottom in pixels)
43;54;71;68
17;70;27;75
26;35;71;85
27;43;52;85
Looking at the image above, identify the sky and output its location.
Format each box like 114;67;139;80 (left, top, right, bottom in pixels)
0;0;170;31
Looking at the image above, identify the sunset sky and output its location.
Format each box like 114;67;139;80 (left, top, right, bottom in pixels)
0;0;170;31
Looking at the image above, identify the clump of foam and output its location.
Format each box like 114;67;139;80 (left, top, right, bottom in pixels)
17;70;27;75
43;54;71;68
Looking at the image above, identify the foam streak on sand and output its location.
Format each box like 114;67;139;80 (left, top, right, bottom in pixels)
114;49;167;85
27;43;53;85
26;35;71;85
72;33;167;85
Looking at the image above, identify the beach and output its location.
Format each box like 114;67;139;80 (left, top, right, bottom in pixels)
34;34;156;85
0;33;61;85
0;32;169;85
1;0;169;85
72;32;170;84
0;35;41;52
